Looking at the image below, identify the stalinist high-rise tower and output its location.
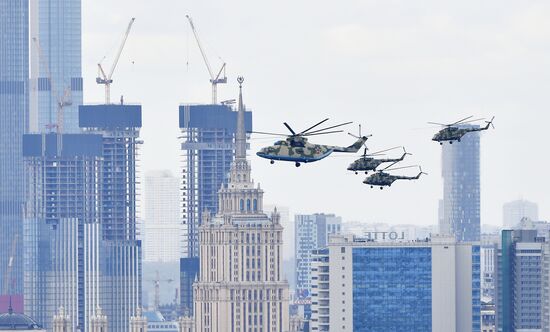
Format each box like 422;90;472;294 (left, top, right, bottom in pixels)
193;77;289;332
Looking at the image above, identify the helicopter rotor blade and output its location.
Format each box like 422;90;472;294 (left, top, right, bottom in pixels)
251;131;289;136
368;146;402;156
304;121;353;135
299;118;330;135
283;122;296;135
302;130;344;136
381;160;401;171
427;122;448;127
385;164;419;172
450;115;474;126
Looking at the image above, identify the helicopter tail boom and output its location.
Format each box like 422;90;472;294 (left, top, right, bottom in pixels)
332;136;369;153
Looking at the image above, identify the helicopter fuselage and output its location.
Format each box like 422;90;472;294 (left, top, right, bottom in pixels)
363;172;398;187
257;136;367;165
432;127;471;142
257;138;335;163
347;158;384;172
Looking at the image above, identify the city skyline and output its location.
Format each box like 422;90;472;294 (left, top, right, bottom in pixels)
80;0;550;226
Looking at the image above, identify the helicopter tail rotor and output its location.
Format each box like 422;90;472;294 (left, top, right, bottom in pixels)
485;116;495;129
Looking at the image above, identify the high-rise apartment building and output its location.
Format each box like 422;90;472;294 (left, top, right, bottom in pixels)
0;0;29;300
295;214;341;295
178;102;252;315
192;79;289;331
440;128;480;242
310;234;480;332
494;229;549;332
30;0;83;133
143;170;182;262
23;133;104;331
502;199;539;229
79;104;143;332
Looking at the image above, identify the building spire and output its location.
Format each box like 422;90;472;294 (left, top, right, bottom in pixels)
235;76;246;160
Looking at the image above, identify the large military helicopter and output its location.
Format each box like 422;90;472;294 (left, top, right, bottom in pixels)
430;116;495;144
255;118;369;167
347;146;411;175
363;164;427;190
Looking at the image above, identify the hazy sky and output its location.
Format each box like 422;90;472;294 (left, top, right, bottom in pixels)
82;0;550;227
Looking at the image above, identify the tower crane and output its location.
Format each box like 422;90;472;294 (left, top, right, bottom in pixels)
32;37;72;134
186;15;227;104
96;18;135;104
144;271;174;311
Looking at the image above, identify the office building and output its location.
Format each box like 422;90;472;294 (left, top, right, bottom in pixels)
440;128;480;242
494;229;548;332
30;0;83;133
310;234;480;332
192;79;289;331
503;199;539;229
143;170;182;262
23;133;104;331
481;234;498;299
178;102;252;315
0;0;29;300
295;214;341;295
79;104;143;332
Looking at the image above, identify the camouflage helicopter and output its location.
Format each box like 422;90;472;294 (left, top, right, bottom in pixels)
430;116;495;145
347;146;411;175
363;164;427;190
254;118;369;167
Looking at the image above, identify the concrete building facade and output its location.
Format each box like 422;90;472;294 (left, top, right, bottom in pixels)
192;80;289;332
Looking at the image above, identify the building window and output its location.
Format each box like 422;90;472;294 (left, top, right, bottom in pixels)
247;199;251;211
253;199;258;211
240;199;244;211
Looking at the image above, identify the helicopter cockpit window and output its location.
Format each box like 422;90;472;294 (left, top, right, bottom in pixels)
274;140;285;146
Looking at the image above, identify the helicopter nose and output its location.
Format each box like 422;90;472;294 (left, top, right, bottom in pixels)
347;164;354;170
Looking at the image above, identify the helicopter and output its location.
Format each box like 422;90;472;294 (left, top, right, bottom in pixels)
430;116;495;144
363;164;427;190
255;118;369;167
347;146;411;175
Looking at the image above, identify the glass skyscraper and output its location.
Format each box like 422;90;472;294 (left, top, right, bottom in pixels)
30;0;83;133
0;0;29;300
440;128;480;242
79;104;142;332
23;133;104;331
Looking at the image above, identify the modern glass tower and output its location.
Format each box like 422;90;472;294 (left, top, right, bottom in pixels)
30;0;83;133
79;104;142;332
178;103;252;314
0;0;29;300
23;133;104;331
440;128;481;242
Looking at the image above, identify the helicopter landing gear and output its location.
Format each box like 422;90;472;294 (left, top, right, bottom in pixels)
370;185;374;188
270;160;275;164
440;142;443;145
380;187;384;190
449;141;453;144
365;171;368;175
295;162;301;167
355;171;358;175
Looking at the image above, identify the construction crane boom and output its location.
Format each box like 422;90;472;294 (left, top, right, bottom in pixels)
186;15;227;104
32;37;72;135
96;18;135;104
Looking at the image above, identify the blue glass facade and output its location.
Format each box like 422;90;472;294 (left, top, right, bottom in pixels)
33;0;82;133
352;247;432;332
79;104;142;332
0;0;28;298
441;127;480;242
472;245;481;332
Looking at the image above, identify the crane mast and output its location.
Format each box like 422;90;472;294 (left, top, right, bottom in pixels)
186;15;227;104
96;18;135;104
32;37;72;135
